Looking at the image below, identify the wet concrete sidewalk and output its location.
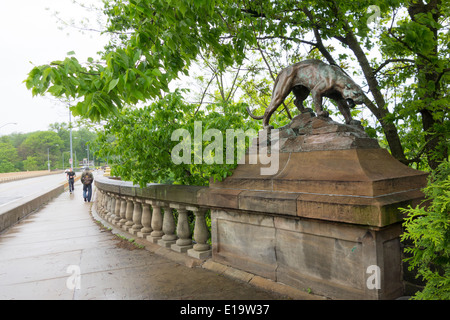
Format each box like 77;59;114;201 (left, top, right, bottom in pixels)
0;180;299;300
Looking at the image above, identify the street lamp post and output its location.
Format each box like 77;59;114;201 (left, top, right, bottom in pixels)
47;148;50;172
69;101;74;170
0;122;18;129
86;144;90;168
0;122;18;134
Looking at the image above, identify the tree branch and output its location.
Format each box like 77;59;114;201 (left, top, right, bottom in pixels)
243;0;292;119
435;67;450;85
387;28;433;63
301;7;338;66
194;72;216;116
255;35;317;47
373;59;416;75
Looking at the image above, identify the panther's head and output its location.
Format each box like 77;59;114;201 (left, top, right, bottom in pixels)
342;82;365;108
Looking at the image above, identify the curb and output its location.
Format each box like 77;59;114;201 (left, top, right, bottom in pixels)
0;183;65;234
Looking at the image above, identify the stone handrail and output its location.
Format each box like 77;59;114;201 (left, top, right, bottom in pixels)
94;176;211;259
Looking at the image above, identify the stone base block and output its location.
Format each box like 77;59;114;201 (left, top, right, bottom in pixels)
128;228;140;236
188;248;212;260
137;231;151;238
116;220;126;227
211;209;403;300
203;148;427;227
158;239;176;248
171;243;193;253
146;235;162;244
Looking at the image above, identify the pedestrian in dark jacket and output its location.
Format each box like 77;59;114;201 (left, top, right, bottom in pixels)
81;167;94;202
66;168;76;194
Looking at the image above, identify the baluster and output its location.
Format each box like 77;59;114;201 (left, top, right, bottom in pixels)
104;193;112;218
137;201;153;238
157;203;177;247
187;207;211;259
98;191;106;216
118;197;127;227
147;201;163;243
122;197;134;231
113;194;121;224
106;195;115;222
111;194;122;224
130;199;143;235
101;191;108;215
170;204;193;253
100;191;106;213
95;190;102;212
96;191;104;214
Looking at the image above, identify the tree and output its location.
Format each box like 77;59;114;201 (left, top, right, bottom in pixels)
377;0;449;170
25;0;449;169
49;122;70;151
401;160;450;299
18;131;64;170
95;90;260;186
72;127;98;166
0;141;20;172
22;156;39;171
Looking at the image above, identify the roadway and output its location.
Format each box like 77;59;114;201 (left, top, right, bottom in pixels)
0;173;70;208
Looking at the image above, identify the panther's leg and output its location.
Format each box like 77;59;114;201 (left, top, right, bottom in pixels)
310;89;329;118
292;86;310;113
336;98;353;124
310;81;330;118
336;98;361;125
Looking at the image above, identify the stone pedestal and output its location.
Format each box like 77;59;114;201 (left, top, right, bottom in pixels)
187;247;212;260
158;238;177;248
199;114;427;300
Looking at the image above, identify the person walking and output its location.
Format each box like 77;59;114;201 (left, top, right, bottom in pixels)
81;167;94;202
66;168;76;194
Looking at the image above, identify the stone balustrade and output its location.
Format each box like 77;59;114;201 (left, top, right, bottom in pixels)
94;176;211;260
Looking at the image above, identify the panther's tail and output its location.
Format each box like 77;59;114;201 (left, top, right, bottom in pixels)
246;106;264;120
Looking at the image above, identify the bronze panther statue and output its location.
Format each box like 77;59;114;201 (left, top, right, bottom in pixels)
247;60;365;127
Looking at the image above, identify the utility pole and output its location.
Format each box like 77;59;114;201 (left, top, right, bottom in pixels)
69;100;74;170
86;144;90;168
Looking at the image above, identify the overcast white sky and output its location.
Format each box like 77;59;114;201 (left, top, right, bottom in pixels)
0;0;108;136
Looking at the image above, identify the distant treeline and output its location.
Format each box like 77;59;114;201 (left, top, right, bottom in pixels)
0;122;101;172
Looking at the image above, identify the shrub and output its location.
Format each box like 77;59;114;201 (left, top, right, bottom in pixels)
401;160;450;300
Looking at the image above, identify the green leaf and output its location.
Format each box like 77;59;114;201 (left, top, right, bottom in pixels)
47;85;64;96
108;78;120;93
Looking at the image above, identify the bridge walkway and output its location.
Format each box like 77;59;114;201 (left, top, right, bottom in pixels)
0;178;306;301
